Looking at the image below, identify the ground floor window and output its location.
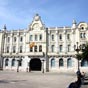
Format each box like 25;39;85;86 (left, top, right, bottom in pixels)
11;59;15;66
81;60;88;67
59;58;64;67
5;59;9;66
51;58;55;67
67;58;72;67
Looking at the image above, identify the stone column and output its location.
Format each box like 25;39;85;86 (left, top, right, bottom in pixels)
63;29;67;53
23;32;26;53
4;35;7;53
48;31;51;52
16;31;19;53
71;31;75;52
55;29;59;53
9;32;13;53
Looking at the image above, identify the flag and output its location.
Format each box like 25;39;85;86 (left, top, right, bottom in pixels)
29;42;35;48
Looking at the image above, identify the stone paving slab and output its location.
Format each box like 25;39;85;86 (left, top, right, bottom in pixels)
0;71;77;88
81;76;88;88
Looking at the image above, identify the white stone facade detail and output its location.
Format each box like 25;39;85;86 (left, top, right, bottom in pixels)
0;14;88;73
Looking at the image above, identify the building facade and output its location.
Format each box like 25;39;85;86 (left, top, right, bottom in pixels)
0;14;88;73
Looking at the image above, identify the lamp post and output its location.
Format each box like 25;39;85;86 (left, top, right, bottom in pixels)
17;59;20;72
74;42;81;71
42;52;45;73
42;59;45;73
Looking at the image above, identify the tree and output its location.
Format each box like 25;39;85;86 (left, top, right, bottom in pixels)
81;43;88;61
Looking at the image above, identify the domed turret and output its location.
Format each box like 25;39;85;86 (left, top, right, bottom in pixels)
2;24;7;31
34;13;41;21
72;19;77;29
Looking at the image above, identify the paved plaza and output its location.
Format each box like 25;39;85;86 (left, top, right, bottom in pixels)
0;71;77;88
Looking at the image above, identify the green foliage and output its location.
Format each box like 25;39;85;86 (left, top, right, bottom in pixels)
76;54;82;60
81;43;88;60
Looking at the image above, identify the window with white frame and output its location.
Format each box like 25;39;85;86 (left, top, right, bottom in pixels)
13;46;16;53
59;34;62;40
51;58;55;67
30;35;33;41
67;34;70;40
7;46;9;53
20;46;22;53
39;34;42;40
51;45;54;52
67;58;72;67
7;37;10;43
51;34;54;41
35;35;38;41
59;45;62;52
80;32;86;39
14;37;16;42
34;45;37;52
39;45;42;52
59;58;64;67
11;59;15;66
67;45;70;52
20;36;23;42
30;47;33;52
5;59;9;66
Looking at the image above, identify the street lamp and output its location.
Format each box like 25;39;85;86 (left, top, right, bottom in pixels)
42;52;45;73
42;59;45;73
17;59;20;72
17;58;22;72
74;42;81;71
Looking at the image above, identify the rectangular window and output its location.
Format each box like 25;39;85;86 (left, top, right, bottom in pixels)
20;36;23;42
14;37;16;42
35;35;38;41
7;46;9;53
7;37;10;43
51;45;54;52
67;34;70;40
59;45;62;52
39;34;42;40
13;46;16;53
67;45;70;52
30;35;33;41
30;47;33;52
20;46;22;53
80;33;82;38
59;34;62;40
39;45;42;52
34;46;37;52
51;34;54;41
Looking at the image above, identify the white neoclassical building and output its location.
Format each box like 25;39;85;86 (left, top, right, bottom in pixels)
0;14;88;73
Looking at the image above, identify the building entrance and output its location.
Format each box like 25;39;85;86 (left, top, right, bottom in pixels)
30;58;41;71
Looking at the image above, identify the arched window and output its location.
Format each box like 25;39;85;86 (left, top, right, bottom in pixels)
11;59;15;66
67;58;72;67
51;58;55;67
59;58;64;67
5;59;9;66
81;60;88;67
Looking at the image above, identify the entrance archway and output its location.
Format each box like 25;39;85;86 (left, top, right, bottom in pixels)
30;58;42;71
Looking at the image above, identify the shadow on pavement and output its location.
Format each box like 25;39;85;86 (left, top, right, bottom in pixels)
67;81;81;88
0;80;27;84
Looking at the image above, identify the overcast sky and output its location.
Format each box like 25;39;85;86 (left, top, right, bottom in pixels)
0;0;88;30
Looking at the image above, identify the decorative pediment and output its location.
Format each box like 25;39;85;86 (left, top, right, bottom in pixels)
29;14;45;31
78;22;88;29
